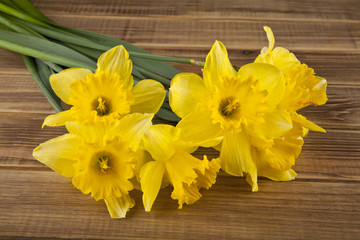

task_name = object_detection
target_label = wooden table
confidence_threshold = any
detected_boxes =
[0,0,359,239]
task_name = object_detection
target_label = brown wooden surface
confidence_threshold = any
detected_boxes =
[0,0,359,239]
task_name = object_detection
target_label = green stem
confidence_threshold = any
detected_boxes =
[129,51,203,65]
[133,65,171,86]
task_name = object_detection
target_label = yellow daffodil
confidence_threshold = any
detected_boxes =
[255,26,328,133]
[170,41,294,191]
[33,113,153,218]
[43,45,165,126]
[247,121,306,189]
[140,124,221,211]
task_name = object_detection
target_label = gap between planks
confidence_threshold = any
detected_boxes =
[46,13,360,24]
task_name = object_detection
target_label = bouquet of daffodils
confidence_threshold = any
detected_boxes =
[0,1,327,218]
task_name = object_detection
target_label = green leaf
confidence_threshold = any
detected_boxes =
[133,65,170,86]
[22,55,62,112]
[12,0,54,24]
[43,61,63,73]
[0,29,96,70]
[0,2,49,27]
[131,65,146,80]
[0,0,24,13]
[0,13,44,37]
[15,19,109,51]
[156,107,181,122]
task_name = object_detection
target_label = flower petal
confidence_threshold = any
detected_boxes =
[143,124,180,161]
[291,112,326,133]
[115,113,154,151]
[220,131,256,180]
[203,41,236,90]
[238,63,284,110]
[96,45,133,90]
[140,161,165,211]
[104,194,135,218]
[195,156,221,189]
[258,168,297,181]
[42,110,73,128]
[176,108,223,148]
[255,27,299,72]
[279,64,328,111]
[169,73,209,118]
[262,26,275,53]
[132,149,153,190]
[254,110,292,139]
[130,80,165,114]
[32,134,80,177]
[50,68,91,104]
[65,121,108,144]
[166,152,202,209]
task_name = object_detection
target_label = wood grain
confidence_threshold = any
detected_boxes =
[32,0,360,21]
[0,0,359,239]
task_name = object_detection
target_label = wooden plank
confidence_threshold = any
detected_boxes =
[31,0,360,21]
[44,15,359,51]
[0,169,359,240]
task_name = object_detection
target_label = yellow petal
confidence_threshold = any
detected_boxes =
[255,27,299,72]
[104,194,135,218]
[140,161,165,211]
[291,112,326,133]
[65,121,108,145]
[245,170,258,192]
[32,134,80,177]
[132,149,153,189]
[42,110,73,128]
[177,108,223,148]
[96,45,133,90]
[258,168,297,181]
[195,156,221,189]
[254,110,292,139]
[271,47,300,72]
[143,124,180,161]
[169,73,209,118]
[238,63,284,110]
[220,131,255,177]
[130,79,165,114]
[203,41,236,90]
[262,26,275,53]
[279,64,328,111]
[166,152,202,209]
[50,68,91,104]
[115,113,154,151]
[311,77,328,105]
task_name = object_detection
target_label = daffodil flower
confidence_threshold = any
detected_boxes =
[43,45,165,126]
[169,41,293,191]
[255,26,328,133]
[33,113,153,218]
[140,124,221,211]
